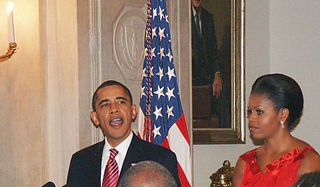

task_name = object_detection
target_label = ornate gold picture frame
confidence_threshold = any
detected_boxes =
[192,0,245,144]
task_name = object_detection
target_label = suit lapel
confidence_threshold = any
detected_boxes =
[90,141,105,187]
[200,9,209,41]
[119,133,143,179]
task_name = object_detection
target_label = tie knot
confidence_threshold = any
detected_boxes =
[109,148,118,159]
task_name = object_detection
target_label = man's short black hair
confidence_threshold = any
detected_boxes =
[92,80,133,111]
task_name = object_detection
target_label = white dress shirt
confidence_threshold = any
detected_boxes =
[100,131,133,186]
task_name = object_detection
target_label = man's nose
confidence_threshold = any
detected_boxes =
[110,103,119,114]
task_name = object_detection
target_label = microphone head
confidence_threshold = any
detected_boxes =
[42,181,55,187]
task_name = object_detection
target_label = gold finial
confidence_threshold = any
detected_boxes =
[210,160,234,187]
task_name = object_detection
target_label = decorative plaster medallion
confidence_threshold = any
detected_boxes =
[113,3,147,81]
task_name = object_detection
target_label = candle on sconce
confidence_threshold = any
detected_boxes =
[6,1,15,43]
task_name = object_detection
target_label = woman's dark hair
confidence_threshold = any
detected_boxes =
[250,73,303,129]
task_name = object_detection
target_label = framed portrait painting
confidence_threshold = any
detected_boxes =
[192,0,245,144]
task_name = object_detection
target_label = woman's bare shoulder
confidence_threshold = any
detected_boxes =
[297,144,320,177]
[291,137,311,150]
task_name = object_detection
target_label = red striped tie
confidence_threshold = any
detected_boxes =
[102,148,119,187]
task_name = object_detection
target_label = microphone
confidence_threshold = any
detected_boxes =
[42,181,56,187]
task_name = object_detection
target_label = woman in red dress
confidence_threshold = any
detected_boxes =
[233,73,320,187]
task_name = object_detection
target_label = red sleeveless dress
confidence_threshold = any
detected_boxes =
[239,146,315,187]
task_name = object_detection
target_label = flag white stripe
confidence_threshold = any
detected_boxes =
[168,123,192,182]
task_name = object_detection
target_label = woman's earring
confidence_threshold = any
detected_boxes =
[281,121,285,128]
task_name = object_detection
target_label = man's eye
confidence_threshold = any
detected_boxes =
[118,100,126,104]
[101,103,109,107]
[256,110,264,115]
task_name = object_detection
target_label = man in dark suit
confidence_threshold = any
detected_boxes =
[192,0,222,117]
[191,0,222,93]
[66,80,181,187]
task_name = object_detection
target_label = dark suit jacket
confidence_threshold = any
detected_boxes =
[66,132,181,187]
[192,7,221,86]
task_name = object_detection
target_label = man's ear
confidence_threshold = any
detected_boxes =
[131,104,138,122]
[279,108,289,124]
[90,111,100,128]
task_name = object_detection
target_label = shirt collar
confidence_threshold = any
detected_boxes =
[103,131,133,160]
[101,131,133,185]
[192,6,201,18]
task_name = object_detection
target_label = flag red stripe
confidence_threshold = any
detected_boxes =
[160,137,170,149]
[175,113,190,144]
[178,162,191,187]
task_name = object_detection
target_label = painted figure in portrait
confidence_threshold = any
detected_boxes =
[191,0,231,129]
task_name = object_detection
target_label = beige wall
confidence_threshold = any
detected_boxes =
[0,0,44,186]
[41,0,79,185]
[1,0,320,186]
[0,0,79,186]
[269,0,320,154]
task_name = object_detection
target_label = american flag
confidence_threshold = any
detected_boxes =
[138,0,192,186]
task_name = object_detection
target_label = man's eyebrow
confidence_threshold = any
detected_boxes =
[116,96,127,101]
[98,99,109,106]
[98,97,128,106]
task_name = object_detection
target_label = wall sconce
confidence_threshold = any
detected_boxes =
[0,1,17,62]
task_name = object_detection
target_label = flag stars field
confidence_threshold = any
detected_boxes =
[166,67,175,81]
[138,0,191,186]
[153,125,161,138]
[166,87,175,101]
[156,67,164,80]
[153,106,163,120]
[166,105,174,119]
[154,85,164,99]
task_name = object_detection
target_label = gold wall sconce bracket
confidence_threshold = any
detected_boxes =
[0,42,17,62]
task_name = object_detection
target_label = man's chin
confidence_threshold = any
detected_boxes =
[108,130,131,141]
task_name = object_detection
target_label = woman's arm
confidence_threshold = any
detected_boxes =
[297,149,320,178]
[232,157,246,187]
